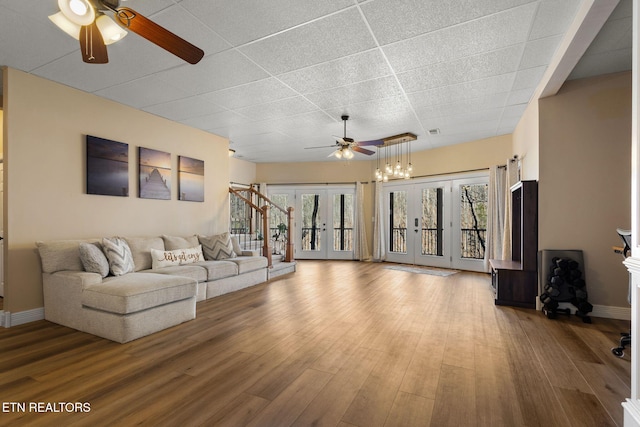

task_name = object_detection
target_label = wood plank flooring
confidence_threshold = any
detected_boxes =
[0,261,631,426]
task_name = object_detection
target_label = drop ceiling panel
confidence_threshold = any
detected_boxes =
[408,73,516,110]
[360,0,537,45]
[235,96,319,121]
[396,45,523,94]
[201,78,298,110]
[181,110,248,131]
[95,75,188,109]
[277,49,392,95]
[143,96,226,121]
[519,36,564,69]
[414,93,510,119]
[180,0,353,46]
[306,76,405,110]
[240,8,377,75]
[383,3,538,73]
[155,50,269,96]
[528,0,582,40]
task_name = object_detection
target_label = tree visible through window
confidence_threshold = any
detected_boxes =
[460,183,488,259]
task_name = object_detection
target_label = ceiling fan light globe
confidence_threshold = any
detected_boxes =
[343,149,354,159]
[49,12,81,40]
[58,0,95,26]
[334,150,343,159]
[96,14,128,45]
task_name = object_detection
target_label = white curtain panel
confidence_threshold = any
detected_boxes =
[354,182,371,261]
[373,181,386,261]
[501,159,520,260]
[485,165,507,269]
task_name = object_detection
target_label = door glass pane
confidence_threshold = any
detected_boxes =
[389,191,407,253]
[301,193,321,251]
[422,187,443,256]
[333,194,354,251]
[269,194,288,253]
[459,183,488,259]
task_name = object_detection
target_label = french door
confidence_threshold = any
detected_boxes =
[268,186,355,260]
[384,174,488,272]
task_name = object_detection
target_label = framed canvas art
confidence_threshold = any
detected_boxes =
[86,135,129,197]
[178,156,204,202]
[139,147,171,200]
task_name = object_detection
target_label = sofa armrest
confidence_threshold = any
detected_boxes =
[42,270,103,327]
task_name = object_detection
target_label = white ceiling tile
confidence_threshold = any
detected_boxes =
[512,66,547,90]
[181,110,248,131]
[383,3,538,73]
[361,0,537,45]
[155,49,269,95]
[277,49,393,94]
[0,6,78,72]
[180,0,353,46]
[235,96,319,121]
[415,93,509,120]
[143,96,226,121]
[95,75,188,109]
[507,88,535,105]
[306,76,404,110]
[397,45,523,94]
[528,0,582,40]
[408,73,516,109]
[519,35,564,69]
[240,8,376,75]
[201,78,298,110]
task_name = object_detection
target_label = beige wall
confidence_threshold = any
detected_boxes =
[539,71,631,308]
[513,100,540,180]
[230,157,257,185]
[4,68,229,313]
[256,135,512,256]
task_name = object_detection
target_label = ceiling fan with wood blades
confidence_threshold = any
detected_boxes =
[305,115,384,159]
[49,0,204,65]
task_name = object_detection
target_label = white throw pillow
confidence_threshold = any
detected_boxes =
[198,233,236,260]
[150,245,205,269]
[102,237,135,276]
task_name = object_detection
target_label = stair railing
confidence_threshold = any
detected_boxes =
[229,185,295,266]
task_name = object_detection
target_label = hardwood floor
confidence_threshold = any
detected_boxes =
[0,261,631,426]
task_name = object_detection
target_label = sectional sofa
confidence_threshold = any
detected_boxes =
[36,234,268,343]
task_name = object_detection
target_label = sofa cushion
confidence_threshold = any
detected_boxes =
[79,242,110,278]
[142,265,208,283]
[193,260,239,280]
[82,272,196,315]
[230,256,268,274]
[199,233,236,260]
[37,239,101,273]
[124,236,165,272]
[102,237,135,276]
[162,235,199,250]
[150,246,205,269]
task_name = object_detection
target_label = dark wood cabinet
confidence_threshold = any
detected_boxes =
[490,180,538,308]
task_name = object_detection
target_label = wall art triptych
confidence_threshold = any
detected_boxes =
[85,135,204,202]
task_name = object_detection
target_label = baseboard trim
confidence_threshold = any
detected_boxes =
[556,302,631,320]
[624,399,640,427]
[1,307,45,328]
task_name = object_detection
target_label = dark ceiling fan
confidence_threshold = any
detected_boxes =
[49,0,204,64]
[306,115,384,159]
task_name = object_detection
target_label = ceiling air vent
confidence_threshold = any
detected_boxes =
[428,128,440,135]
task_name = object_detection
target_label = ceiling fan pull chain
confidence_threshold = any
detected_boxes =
[88,25,95,61]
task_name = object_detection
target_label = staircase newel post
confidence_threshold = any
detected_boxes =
[286,206,294,262]
[262,205,272,268]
